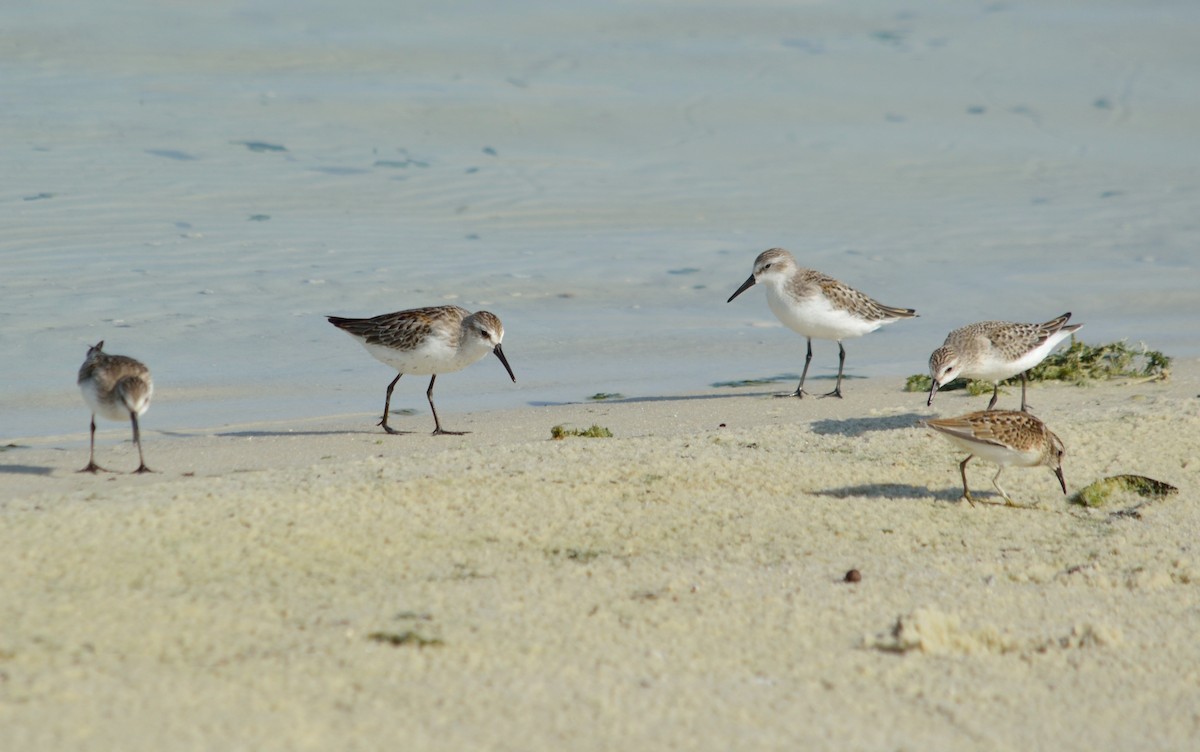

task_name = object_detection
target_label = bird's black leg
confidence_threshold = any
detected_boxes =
[822,342,846,398]
[778,338,814,399]
[959,455,976,506]
[131,412,153,474]
[78,415,110,473]
[378,373,408,434]
[428,375,468,436]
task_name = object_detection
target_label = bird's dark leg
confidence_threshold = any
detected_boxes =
[427,375,468,436]
[778,338,814,398]
[1019,372,1030,412]
[821,342,846,398]
[131,412,153,474]
[986,383,1000,411]
[959,455,976,506]
[378,373,408,434]
[78,415,110,473]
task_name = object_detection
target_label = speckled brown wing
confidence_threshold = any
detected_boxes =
[926,411,1047,452]
[983,313,1074,355]
[808,270,917,321]
[79,353,151,393]
[998,314,1075,355]
[328,305,468,350]
[926,414,1002,447]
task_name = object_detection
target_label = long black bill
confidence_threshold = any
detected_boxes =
[494,344,516,382]
[727,274,756,303]
[1054,465,1067,494]
[927,379,940,407]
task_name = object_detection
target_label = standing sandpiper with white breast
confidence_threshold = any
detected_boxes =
[328,305,515,435]
[927,313,1082,412]
[727,248,916,399]
[924,410,1066,506]
[77,340,154,474]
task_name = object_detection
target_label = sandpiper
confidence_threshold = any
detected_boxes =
[727,247,916,398]
[328,305,515,435]
[928,313,1082,411]
[77,341,154,474]
[924,410,1066,506]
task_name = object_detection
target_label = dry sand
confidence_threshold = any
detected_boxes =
[2,364,1198,750]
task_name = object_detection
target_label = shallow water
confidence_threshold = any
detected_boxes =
[4,0,1199,440]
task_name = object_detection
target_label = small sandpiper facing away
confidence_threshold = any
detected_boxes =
[328,304,515,435]
[924,410,1066,506]
[927,313,1082,411]
[77,341,154,474]
[727,248,916,398]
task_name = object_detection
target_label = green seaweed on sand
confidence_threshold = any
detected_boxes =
[905,374,935,392]
[905,373,974,393]
[551,424,613,439]
[1070,475,1178,508]
[966,380,1000,396]
[368,631,443,648]
[588,393,624,401]
[1023,339,1170,383]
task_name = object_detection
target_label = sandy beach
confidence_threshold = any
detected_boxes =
[3,363,1198,750]
[5,0,1200,747]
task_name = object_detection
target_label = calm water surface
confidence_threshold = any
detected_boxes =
[4,0,1198,439]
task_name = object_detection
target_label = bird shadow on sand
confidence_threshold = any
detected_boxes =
[816,482,963,503]
[810,412,926,437]
[155,427,387,440]
[817,483,1027,507]
[0,464,55,476]
[527,391,782,408]
[526,373,860,407]
[213,429,390,438]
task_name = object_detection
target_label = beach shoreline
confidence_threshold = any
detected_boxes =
[6,0,1200,745]
[3,364,1197,749]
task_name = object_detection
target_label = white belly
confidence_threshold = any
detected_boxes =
[363,338,482,375]
[766,289,882,341]
[943,435,1041,468]
[80,379,152,421]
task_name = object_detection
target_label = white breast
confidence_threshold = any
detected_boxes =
[765,287,882,341]
[363,336,483,375]
[80,379,150,421]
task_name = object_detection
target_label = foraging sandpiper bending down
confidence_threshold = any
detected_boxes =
[328,305,515,435]
[924,410,1066,506]
[727,248,916,398]
[77,341,154,474]
[927,313,1082,412]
